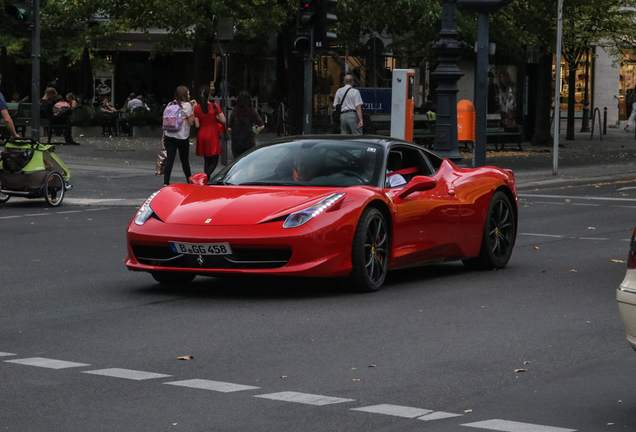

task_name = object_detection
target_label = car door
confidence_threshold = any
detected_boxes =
[386,146,461,267]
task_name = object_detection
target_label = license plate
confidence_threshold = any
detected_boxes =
[170,241,232,255]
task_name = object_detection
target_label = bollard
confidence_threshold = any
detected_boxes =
[603,107,607,135]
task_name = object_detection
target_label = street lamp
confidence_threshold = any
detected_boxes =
[430,0,466,162]
[457,0,513,168]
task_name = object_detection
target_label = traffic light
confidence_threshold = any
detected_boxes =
[314,0,337,50]
[294,0,319,56]
[5,2,32,23]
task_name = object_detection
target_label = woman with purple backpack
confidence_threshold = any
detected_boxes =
[163,86,195,186]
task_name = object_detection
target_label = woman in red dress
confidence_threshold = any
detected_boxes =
[194,87,226,179]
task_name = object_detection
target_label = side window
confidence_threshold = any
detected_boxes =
[385,146,433,187]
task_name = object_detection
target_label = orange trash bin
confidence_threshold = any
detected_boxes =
[457,99,475,142]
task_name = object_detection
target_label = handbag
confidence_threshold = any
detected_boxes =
[155,134,167,176]
[332,87,352,124]
[213,102,227,136]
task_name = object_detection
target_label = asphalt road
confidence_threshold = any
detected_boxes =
[1,175,635,432]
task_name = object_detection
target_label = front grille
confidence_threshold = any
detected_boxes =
[132,245,292,270]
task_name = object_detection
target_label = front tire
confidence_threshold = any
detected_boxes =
[463,191,516,270]
[346,207,390,292]
[151,272,196,285]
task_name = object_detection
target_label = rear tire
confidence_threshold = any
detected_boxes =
[44,171,65,207]
[151,272,196,285]
[345,207,390,292]
[0,191,10,203]
[463,191,516,270]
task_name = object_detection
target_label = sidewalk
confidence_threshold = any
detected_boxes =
[6,125,636,206]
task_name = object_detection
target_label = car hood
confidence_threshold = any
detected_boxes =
[151,185,342,226]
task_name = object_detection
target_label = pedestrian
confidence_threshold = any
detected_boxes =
[128,94,149,112]
[626,100,636,131]
[194,87,226,179]
[65,93,78,108]
[163,85,194,186]
[40,87,79,145]
[333,74,364,135]
[0,74,20,140]
[227,90,264,159]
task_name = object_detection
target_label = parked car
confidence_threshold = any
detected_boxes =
[618,227,636,350]
[126,135,518,292]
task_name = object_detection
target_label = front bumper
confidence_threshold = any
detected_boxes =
[618,269,636,351]
[126,217,357,278]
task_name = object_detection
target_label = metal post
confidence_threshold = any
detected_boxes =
[603,107,607,135]
[30,0,40,142]
[302,32,313,135]
[473,12,489,168]
[553,0,563,176]
[580,47,590,132]
[431,0,465,162]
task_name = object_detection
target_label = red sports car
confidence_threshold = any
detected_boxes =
[126,136,517,292]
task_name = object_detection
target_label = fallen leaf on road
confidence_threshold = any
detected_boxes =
[565,199,571,203]
[177,355,194,360]
[280,376,287,378]
[514,369,527,373]
[623,194,629,197]
[533,246,539,250]
[351,379,361,381]
[464,409,473,413]
[523,361,530,365]
[619,400,623,403]
[369,364,377,367]
[587,227,596,230]
[612,259,625,263]
[570,269,577,272]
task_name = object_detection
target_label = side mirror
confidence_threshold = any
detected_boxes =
[396,176,437,199]
[189,173,208,186]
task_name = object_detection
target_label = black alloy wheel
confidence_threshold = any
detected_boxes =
[347,207,390,292]
[463,191,516,270]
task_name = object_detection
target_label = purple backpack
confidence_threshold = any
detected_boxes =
[162,101,183,132]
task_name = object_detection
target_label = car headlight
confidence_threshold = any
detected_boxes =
[283,193,345,229]
[134,191,160,226]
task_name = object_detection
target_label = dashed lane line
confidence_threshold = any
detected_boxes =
[254,391,355,406]
[351,404,433,418]
[82,368,171,380]
[1,351,576,431]
[419,411,464,421]
[4,357,90,369]
[462,419,576,432]
[164,379,260,393]
[0,207,111,220]
[519,193,636,202]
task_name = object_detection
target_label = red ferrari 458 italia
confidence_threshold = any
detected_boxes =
[126,136,517,292]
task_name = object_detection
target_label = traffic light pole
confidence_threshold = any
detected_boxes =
[302,32,313,135]
[30,0,40,142]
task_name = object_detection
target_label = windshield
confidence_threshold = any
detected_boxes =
[211,140,385,187]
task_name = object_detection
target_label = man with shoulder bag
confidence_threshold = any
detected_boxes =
[333,74,364,135]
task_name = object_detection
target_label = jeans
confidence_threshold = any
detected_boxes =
[163,136,192,185]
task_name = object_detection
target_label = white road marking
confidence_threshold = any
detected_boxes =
[0,352,16,357]
[82,368,171,380]
[418,411,464,421]
[518,233,565,238]
[462,419,576,432]
[4,357,90,369]
[578,237,610,241]
[164,379,260,393]
[351,404,432,418]
[519,193,636,202]
[616,186,636,191]
[254,391,354,406]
